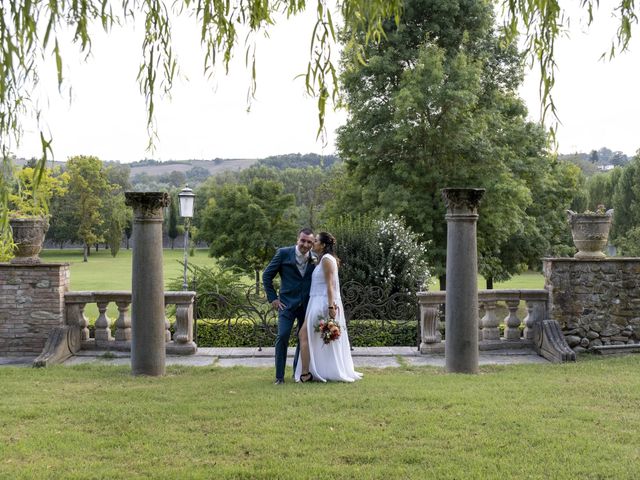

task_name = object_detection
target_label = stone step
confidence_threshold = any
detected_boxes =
[590,344,640,355]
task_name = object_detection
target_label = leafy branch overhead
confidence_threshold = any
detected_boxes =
[501,0,639,133]
[0,0,403,162]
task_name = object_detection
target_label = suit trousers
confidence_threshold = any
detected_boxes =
[274,304,305,380]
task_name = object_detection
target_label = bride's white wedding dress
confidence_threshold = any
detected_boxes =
[295,254,363,383]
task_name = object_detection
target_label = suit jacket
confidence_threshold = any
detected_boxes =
[263,246,315,313]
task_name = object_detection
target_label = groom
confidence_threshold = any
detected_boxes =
[263,228,315,385]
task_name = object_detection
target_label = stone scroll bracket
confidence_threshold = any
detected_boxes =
[533,319,576,363]
[33,325,82,367]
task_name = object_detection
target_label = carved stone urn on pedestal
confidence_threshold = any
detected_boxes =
[567,210,612,259]
[9,216,49,264]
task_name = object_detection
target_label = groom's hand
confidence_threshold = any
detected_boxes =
[271,299,286,311]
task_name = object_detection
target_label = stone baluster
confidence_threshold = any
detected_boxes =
[164,314,172,342]
[480,297,500,341]
[114,299,132,342]
[503,297,522,340]
[165,291,197,354]
[65,292,93,341]
[78,303,90,341]
[94,300,113,345]
[523,298,547,340]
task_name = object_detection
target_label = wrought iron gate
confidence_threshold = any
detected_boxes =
[195,281,419,348]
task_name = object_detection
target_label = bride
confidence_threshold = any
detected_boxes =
[295,231,363,383]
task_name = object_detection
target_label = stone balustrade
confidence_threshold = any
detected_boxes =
[417,289,548,353]
[65,290,197,355]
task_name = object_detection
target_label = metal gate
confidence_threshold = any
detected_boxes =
[195,281,419,348]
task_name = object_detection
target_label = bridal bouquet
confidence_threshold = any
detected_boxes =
[315,314,341,344]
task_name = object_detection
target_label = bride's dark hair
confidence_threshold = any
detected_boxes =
[318,231,340,265]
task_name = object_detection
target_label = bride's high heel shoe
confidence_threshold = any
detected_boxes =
[300,372,313,383]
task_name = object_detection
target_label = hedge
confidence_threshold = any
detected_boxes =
[194,320,420,348]
[87,320,422,348]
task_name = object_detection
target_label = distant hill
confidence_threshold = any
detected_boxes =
[14,154,338,177]
[128,158,261,176]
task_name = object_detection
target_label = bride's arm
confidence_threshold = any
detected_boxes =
[322,257,338,319]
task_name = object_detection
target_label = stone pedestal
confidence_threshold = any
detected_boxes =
[0,263,69,356]
[442,188,484,373]
[543,258,640,352]
[125,192,170,376]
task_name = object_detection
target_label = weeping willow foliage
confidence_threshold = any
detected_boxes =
[501,0,639,133]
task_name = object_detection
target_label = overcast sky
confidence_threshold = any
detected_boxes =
[14,4,640,163]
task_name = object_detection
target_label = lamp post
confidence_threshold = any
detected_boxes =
[178,186,195,291]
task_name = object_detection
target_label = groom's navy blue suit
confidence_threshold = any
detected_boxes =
[263,246,315,381]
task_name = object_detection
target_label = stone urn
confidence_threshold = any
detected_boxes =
[567,210,612,259]
[9,216,49,264]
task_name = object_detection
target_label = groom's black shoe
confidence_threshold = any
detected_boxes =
[274,379,285,385]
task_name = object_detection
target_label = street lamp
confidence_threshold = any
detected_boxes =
[178,185,195,291]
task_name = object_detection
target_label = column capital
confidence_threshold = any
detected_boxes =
[441,188,485,215]
[125,192,170,221]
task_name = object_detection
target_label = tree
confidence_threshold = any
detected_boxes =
[585,169,621,212]
[199,179,298,292]
[105,163,132,191]
[610,151,629,166]
[66,156,111,262]
[8,166,68,216]
[186,166,211,184]
[103,192,127,257]
[47,190,78,248]
[336,0,579,286]
[168,197,179,249]
[611,155,640,246]
[159,171,187,188]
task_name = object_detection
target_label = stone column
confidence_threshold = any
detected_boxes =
[442,188,484,374]
[125,192,170,376]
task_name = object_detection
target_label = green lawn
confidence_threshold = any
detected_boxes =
[1,356,639,479]
[41,248,219,319]
[41,248,218,291]
[485,270,545,290]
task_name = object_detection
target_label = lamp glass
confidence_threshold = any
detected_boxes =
[178,187,195,218]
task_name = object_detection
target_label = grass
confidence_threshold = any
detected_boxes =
[488,270,544,290]
[40,248,220,319]
[40,248,218,291]
[1,356,640,479]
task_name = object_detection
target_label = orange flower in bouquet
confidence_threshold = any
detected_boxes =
[314,314,342,344]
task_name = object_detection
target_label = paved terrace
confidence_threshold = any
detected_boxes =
[0,347,549,368]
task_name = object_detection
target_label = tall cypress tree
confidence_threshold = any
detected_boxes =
[168,197,179,250]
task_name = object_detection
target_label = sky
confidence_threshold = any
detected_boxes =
[14,3,640,163]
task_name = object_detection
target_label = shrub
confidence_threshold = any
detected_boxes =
[167,263,249,319]
[326,214,431,296]
[195,319,418,348]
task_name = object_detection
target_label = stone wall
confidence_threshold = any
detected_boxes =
[0,263,69,356]
[543,258,640,353]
